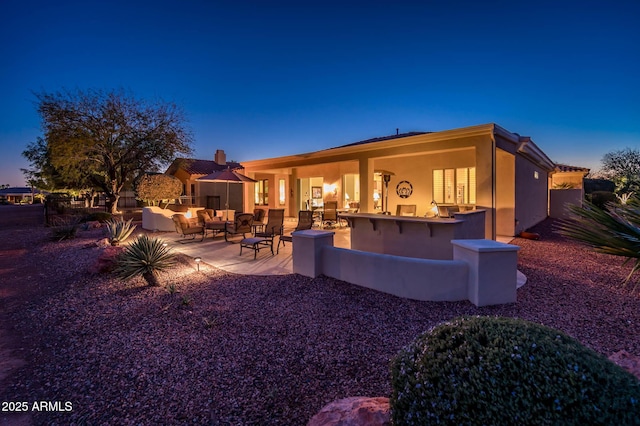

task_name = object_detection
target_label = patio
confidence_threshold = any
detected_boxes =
[160,219,352,275]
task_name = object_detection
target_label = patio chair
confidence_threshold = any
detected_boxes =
[251,208,284,255]
[252,208,266,233]
[396,204,417,217]
[172,214,205,243]
[322,201,339,228]
[196,209,215,226]
[278,210,313,253]
[224,213,254,242]
[437,205,460,218]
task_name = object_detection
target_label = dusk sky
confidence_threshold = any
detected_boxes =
[1,0,638,187]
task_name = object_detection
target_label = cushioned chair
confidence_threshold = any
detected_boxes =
[253,208,266,233]
[322,201,339,228]
[278,210,313,253]
[172,214,205,242]
[196,208,227,238]
[224,213,254,242]
[196,209,216,226]
[396,204,417,217]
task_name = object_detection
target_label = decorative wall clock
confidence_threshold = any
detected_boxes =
[396,180,413,198]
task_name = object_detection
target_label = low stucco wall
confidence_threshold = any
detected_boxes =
[321,247,469,302]
[549,189,583,220]
[292,230,520,307]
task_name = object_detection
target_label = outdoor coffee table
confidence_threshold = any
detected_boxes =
[205,221,227,238]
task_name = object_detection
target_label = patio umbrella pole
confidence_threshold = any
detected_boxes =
[225,180,230,221]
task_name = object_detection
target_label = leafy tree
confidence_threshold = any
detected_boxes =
[558,199,640,290]
[600,147,640,194]
[23,88,193,214]
[136,173,183,206]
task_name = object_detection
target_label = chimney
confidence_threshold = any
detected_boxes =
[214,149,226,165]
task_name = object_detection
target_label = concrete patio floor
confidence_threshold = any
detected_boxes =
[161,221,351,275]
[159,219,524,287]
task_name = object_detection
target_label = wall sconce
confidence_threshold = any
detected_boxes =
[195,257,202,271]
[323,183,337,197]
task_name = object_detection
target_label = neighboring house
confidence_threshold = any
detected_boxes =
[549,164,590,220]
[239,123,586,239]
[165,150,245,211]
[551,164,590,190]
[0,187,47,204]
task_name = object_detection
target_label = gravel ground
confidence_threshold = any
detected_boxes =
[1,211,639,425]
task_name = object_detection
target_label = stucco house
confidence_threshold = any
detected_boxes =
[236,123,586,239]
[165,123,587,239]
[165,150,244,211]
[0,187,47,204]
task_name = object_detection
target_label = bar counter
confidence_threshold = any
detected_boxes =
[339,210,486,260]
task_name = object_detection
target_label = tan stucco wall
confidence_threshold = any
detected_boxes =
[551,171,585,189]
[496,148,516,237]
[371,148,475,217]
[515,155,549,234]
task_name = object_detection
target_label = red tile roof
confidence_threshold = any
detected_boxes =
[166,158,242,176]
[554,163,590,173]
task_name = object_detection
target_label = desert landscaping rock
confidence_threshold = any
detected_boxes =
[0,209,639,425]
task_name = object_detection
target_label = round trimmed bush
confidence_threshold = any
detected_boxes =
[390,316,640,425]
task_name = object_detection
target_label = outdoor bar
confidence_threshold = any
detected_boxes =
[339,209,486,260]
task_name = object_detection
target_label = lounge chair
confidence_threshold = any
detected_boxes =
[172,214,205,242]
[278,210,313,253]
[224,213,254,242]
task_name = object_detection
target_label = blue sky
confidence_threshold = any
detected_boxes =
[1,0,638,186]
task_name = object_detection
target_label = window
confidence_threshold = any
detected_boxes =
[278,179,285,205]
[433,167,475,204]
[255,179,268,205]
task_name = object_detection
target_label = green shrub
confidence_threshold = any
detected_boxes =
[114,235,175,286]
[104,217,136,246]
[588,191,618,209]
[390,316,640,425]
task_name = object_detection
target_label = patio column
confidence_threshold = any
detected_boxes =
[292,229,335,278]
[358,157,373,213]
[452,239,520,307]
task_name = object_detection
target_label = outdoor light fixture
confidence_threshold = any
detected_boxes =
[195,257,202,271]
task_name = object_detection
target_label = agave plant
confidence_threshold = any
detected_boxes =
[105,217,137,246]
[114,235,175,286]
[617,191,635,205]
[557,199,640,289]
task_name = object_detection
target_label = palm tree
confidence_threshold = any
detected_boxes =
[557,198,640,290]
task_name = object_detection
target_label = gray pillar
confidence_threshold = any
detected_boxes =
[452,239,520,307]
[292,230,335,278]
